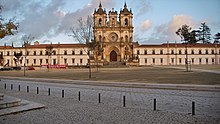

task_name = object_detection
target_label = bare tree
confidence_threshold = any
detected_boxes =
[22,34,34,76]
[45,44,54,72]
[0,5,18,66]
[13,51,22,68]
[0,5,18,39]
[69,16,96,79]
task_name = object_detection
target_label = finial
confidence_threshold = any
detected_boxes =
[99,1,102,8]
[124,2,127,8]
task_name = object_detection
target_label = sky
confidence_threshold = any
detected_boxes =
[0,0,220,46]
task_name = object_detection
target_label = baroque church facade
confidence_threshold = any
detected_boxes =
[93,3,134,62]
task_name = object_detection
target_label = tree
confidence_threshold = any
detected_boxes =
[45,44,54,72]
[13,52,23,67]
[22,34,34,76]
[176,24,197,72]
[214,32,220,44]
[0,5,18,39]
[69,16,97,79]
[0,5,18,66]
[198,22,211,44]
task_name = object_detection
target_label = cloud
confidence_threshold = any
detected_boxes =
[139,20,152,32]
[149,14,197,43]
[133,0,151,17]
[0,0,115,46]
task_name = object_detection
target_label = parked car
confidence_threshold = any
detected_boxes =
[12,67,21,70]
[0,67,13,71]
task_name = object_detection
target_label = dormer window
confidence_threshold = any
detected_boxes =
[125,18,128,26]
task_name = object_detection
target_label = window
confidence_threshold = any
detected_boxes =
[45,51,48,55]
[179,50,182,54]
[179,58,182,64]
[206,58,208,64]
[64,50,67,55]
[14,51,16,55]
[33,51,36,55]
[191,58,194,64]
[125,18,128,26]
[199,58,202,63]
[171,58,174,63]
[199,50,202,54]
[125,35,128,42]
[20,60,22,64]
[212,58,215,63]
[152,58,155,64]
[64,58,67,64]
[40,59,42,65]
[0,51,3,55]
[137,50,140,55]
[205,49,208,54]
[27,51,30,56]
[145,58,147,63]
[144,50,147,55]
[211,49,215,54]
[53,50,56,55]
[152,50,155,54]
[53,59,56,65]
[160,50,163,54]
[191,50,194,54]
[80,59,83,64]
[171,50,174,54]
[80,50,83,55]
[99,18,102,26]
[40,51,43,55]
[46,59,48,64]
[185,50,187,54]
[160,58,163,63]
[33,59,36,64]
[72,50,75,55]
[72,58,75,64]
[26,59,29,64]
[7,51,10,56]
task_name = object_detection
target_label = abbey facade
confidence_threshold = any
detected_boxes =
[93,3,133,62]
[0,3,220,68]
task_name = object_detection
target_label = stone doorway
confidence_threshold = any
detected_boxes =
[110,50,117,61]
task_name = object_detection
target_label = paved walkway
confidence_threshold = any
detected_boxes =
[0,79,220,121]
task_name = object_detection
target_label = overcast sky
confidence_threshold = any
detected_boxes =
[0,0,220,46]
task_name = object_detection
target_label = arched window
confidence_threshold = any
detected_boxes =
[125,35,128,42]
[99,35,102,42]
[125,18,128,26]
[98,18,102,26]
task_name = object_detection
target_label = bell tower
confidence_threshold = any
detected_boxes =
[93,2,134,63]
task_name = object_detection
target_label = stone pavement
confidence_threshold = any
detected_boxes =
[0,78,219,123]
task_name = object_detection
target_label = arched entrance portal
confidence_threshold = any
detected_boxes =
[110,50,117,61]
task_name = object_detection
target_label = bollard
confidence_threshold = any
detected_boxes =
[78,91,80,101]
[27,86,29,92]
[123,96,126,107]
[48,88,50,96]
[98,93,101,103]
[62,90,64,98]
[37,87,39,94]
[192,101,195,115]
[11,84,13,90]
[18,85,20,91]
[4,83,6,89]
[154,99,156,111]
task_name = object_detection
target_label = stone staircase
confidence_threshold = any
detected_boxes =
[0,93,45,116]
